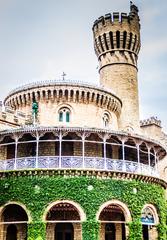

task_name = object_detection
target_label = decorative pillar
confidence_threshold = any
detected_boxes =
[122,141,125,161]
[155,152,159,173]
[136,144,140,173]
[14,138,18,170]
[59,131,62,168]
[103,138,106,170]
[122,140,126,172]
[82,133,85,168]
[148,147,151,175]
[36,132,39,168]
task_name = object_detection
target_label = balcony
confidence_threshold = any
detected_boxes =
[0,127,165,179]
[0,156,159,177]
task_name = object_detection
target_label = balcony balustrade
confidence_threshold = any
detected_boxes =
[0,156,159,177]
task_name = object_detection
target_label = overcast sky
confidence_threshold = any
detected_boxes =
[0,0,166,131]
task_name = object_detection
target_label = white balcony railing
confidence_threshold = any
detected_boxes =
[0,156,159,177]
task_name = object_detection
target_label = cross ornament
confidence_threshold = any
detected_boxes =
[62,72,66,80]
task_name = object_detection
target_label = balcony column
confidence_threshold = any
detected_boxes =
[137,144,140,163]
[154,151,158,172]
[82,133,85,168]
[14,137,18,170]
[136,144,140,173]
[148,147,151,174]
[35,132,39,168]
[122,139,126,171]
[59,131,62,168]
[103,137,106,170]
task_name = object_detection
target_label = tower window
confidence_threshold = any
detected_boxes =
[59,108,71,123]
[103,113,110,128]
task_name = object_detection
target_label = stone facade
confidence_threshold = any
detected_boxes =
[0,3,166,240]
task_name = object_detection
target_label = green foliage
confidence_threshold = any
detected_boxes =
[27,222,45,240]
[128,221,142,240]
[0,172,166,240]
[82,221,99,240]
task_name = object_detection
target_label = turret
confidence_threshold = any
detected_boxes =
[93,3,141,131]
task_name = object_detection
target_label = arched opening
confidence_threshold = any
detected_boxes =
[116,31,120,48]
[45,201,83,240]
[99,203,127,240]
[62,135,74,156]
[17,134,36,158]
[84,133,104,169]
[0,136,15,161]
[141,205,158,240]
[39,132,59,156]
[0,204,28,240]
[139,142,149,165]
[106,137,122,161]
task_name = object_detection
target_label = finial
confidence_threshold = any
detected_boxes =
[62,72,66,81]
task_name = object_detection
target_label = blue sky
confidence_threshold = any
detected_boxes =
[0,0,166,131]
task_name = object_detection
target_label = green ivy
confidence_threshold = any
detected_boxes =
[82,221,99,240]
[27,222,46,240]
[0,172,166,240]
[128,221,142,240]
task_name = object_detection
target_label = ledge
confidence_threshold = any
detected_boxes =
[0,169,166,189]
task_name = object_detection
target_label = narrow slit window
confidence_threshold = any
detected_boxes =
[59,112,63,122]
[66,112,70,122]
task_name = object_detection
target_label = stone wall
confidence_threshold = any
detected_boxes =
[100,64,139,132]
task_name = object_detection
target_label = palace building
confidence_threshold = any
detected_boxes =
[0,3,167,240]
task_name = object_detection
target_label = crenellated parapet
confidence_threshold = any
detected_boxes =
[140,117,162,128]
[140,117,163,141]
[0,101,26,129]
[4,80,122,116]
[92,3,140,69]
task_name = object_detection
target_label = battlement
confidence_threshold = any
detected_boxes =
[93,11,139,30]
[92,3,140,32]
[0,101,26,129]
[92,3,141,68]
[140,117,162,128]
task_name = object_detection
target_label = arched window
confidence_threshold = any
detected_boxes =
[141,206,158,240]
[59,108,71,123]
[141,207,155,225]
[103,113,110,128]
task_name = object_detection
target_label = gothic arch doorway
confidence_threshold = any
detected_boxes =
[45,201,84,240]
[55,223,74,240]
[0,203,29,240]
[97,201,131,240]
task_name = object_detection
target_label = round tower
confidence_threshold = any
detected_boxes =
[93,3,141,131]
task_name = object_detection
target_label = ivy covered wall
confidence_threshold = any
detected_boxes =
[0,172,166,240]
